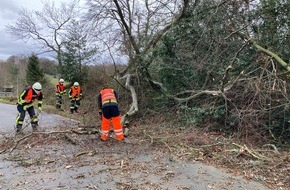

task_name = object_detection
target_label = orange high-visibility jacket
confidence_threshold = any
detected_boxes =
[17,86,43,107]
[98,88,118,108]
[101,89,117,103]
[55,82,65,93]
[69,86,82,98]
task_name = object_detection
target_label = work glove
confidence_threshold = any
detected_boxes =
[23,106,27,111]
[38,107,42,112]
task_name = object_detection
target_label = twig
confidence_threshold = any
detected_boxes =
[144,133,172,152]
[74,150,96,157]
[0,149,6,154]
[198,142,224,148]
[33,130,73,135]
[72,128,99,135]
[9,130,74,153]
[10,133,34,153]
[261,144,279,153]
[8,127,113,153]
[232,143,270,161]
[161,141,172,153]
[147,134,154,144]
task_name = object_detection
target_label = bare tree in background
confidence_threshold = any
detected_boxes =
[0,56,28,96]
[84,0,191,122]
[6,0,79,69]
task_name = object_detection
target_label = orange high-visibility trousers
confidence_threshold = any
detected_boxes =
[101,115,124,141]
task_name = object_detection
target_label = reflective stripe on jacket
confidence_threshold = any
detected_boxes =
[101,89,117,103]
[99,88,118,108]
[18,86,43,107]
[69,86,82,98]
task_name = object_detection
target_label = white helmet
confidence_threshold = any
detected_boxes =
[73,82,79,87]
[32,82,42,93]
[59,78,64,83]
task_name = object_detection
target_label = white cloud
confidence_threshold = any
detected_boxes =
[0,0,20,34]
[0,0,71,61]
[0,0,20,12]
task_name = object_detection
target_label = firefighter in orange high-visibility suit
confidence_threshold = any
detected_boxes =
[68,82,82,114]
[98,86,124,141]
[55,78,66,110]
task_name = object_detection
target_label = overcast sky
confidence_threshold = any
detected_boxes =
[0,0,73,61]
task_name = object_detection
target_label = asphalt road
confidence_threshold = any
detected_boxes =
[0,103,75,134]
[0,103,18,132]
[0,103,270,190]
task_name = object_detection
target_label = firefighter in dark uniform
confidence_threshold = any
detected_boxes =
[15,82,43,133]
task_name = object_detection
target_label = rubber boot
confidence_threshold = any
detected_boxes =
[16,124,22,134]
[31,123,39,132]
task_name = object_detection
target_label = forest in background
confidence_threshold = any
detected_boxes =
[1,0,290,147]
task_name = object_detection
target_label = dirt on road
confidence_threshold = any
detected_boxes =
[0,103,274,189]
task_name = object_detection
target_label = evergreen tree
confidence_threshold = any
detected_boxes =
[26,54,45,85]
[61,20,96,84]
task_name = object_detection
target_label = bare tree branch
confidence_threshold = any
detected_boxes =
[232,29,290,71]
[6,1,78,65]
